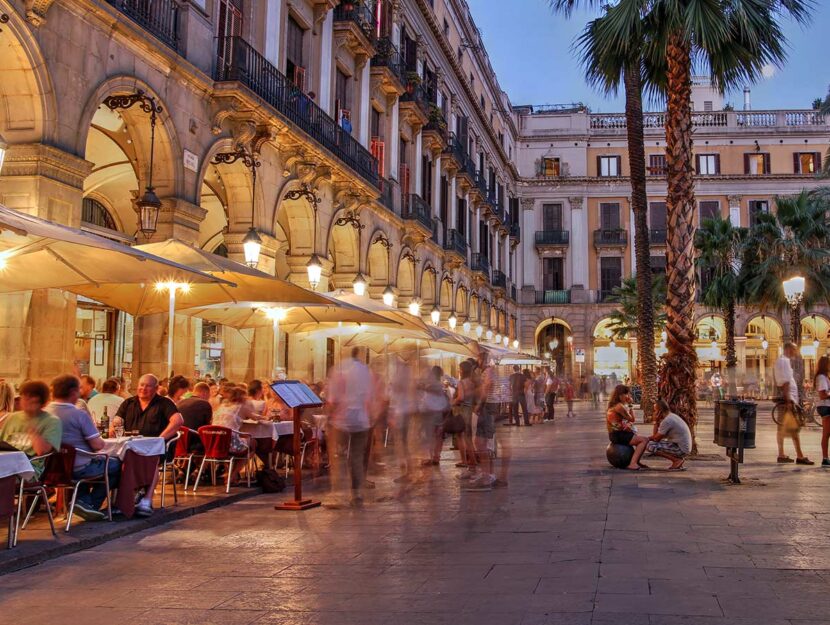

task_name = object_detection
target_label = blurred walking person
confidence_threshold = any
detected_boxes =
[418,366,450,467]
[509,366,530,427]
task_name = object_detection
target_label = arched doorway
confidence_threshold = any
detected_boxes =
[745,315,784,398]
[536,318,573,376]
[592,317,630,379]
[694,315,726,374]
[801,314,830,380]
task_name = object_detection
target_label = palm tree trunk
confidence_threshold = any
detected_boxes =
[790,304,802,344]
[659,32,699,449]
[724,298,737,397]
[624,63,656,422]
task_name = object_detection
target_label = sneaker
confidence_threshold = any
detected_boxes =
[463,474,495,491]
[73,502,106,522]
[796,457,815,466]
[457,469,477,481]
[777,456,795,463]
[134,501,153,518]
[822,459,830,468]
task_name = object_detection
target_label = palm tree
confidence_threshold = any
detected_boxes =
[553,0,813,434]
[552,1,660,420]
[740,190,830,344]
[607,274,667,340]
[820,87,830,177]
[694,216,746,396]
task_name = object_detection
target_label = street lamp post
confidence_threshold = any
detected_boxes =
[212,147,263,268]
[284,184,323,289]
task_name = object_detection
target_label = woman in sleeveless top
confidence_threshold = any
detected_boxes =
[606,384,649,470]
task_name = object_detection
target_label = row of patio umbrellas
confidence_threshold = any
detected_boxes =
[0,205,511,377]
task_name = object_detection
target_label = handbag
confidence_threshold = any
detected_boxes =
[442,408,466,434]
[782,406,801,434]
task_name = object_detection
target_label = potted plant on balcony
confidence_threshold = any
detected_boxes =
[405,71,421,94]
[427,106,447,130]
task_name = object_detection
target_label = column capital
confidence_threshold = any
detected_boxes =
[727,194,743,206]
[149,198,208,244]
[569,196,584,210]
[520,197,535,211]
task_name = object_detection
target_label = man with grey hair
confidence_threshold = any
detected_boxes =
[115,374,183,516]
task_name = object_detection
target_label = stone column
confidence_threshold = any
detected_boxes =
[317,11,334,113]
[728,194,742,227]
[414,131,423,198]
[432,155,442,219]
[449,174,457,231]
[262,0,284,67]
[569,196,589,289]
[521,197,535,286]
[389,97,400,179]
[358,60,371,147]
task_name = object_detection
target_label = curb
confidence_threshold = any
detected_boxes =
[0,488,262,576]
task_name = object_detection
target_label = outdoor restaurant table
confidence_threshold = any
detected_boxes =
[0,452,35,523]
[100,436,166,460]
[240,420,294,441]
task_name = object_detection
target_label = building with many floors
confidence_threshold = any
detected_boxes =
[0,0,827,390]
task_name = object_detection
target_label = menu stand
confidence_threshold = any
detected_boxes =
[270,381,323,511]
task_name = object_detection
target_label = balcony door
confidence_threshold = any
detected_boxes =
[286,15,306,90]
[600,203,621,231]
[649,202,666,230]
[216,0,243,71]
[600,257,622,300]
[542,203,563,231]
[543,258,564,291]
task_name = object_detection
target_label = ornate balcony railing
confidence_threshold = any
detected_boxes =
[589,109,827,131]
[377,176,396,215]
[535,290,571,305]
[401,82,433,117]
[598,290,618,303]
[402,193,433,230]
[215,36,378,186]
[333,2,377,45]
[650,228,667,245]
[492,270,507,289]
[593,229,628,246]
[107,0,179,50]
[444,229,467,256]
[473,171,488,197]
[509,222,521,240]
[371,37,406,86]
[470,253,490,277]
[534,230,570,246]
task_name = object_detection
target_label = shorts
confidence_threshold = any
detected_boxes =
[476,402,497,439]
[457,405,473,435]
[609,430,634,446]
[818,406,830,419]
[647,440,687,458]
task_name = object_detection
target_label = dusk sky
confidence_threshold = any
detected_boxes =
[467,0,830,112]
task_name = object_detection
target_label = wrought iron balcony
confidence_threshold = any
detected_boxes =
[333,2,378,45]
[371,37,406,86]
[423,112,449,145]
[402,193,433,230]
[535,290,571,305]
[534,230,570,246]
[473,171,488,197]
[593,229,628,247]
[444,229,467,257]
[215,36,378,187]
[650,228,667,245]
[107,0,179,50]
[470,253,490,278]
[377,177,397,215]
[401,82,432,117]
[598,290,618,303]
[509,222,521,241]
[492,270,507,289]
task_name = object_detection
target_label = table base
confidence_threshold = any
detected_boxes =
[274,498,321,511]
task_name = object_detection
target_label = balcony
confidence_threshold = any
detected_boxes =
[492,270,507,289]
[534,230,570,248]
[377,177,397,215]
[534,290,571,305]
[588,109,828,135]
[650,228,667,245]
[444,228,467,258]
[402,193,433,231]
[593,229,628,248]
[422,110,449,150]
[333,2,377,56]
[400,82,432,126]
[215,36,378,187]
[471,171,488,200]
[470,253,490,279]
[443,133,477,184]
[371,37,406,94]
[107,0,179,50]
[509,222,521,242]
[598,290,618,303]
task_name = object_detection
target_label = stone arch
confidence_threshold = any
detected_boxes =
[0,10,57,145]
[327,210,361,288]
[396,249,417,298]
[420,266,437,306]
[455,285,469,318]
[741,312,785,337]
[78,76,184,201]
[275,179,318,256]
[469,293,480,322]
[439,275,453,310]
[367,231,391,287]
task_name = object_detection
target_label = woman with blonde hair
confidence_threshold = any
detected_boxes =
[606,384,649,470]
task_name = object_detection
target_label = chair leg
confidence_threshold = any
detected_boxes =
[193,457,208,493]
[160,461,167,509]
[226,459,234,493]
[246,455,252,488]
[65,485,80,532]
[21,495,39,530]
[38,488,56,537]
[171,464,178,504]
[184,457,193,492]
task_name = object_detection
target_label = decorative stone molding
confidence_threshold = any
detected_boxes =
[569,196,584,210]
[2,143,93,189]
[727,194,743,206]
[24,0,55,26]
[520,197,535,211]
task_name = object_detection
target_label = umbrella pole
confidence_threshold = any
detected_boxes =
[167,288,176,378]
[273,317,280,379]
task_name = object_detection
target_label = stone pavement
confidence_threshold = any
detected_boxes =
[2,400,830,625]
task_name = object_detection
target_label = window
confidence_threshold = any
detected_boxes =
[744,153,770,175]
[543,258,564,291]
[457,197,467,235]
[650,255,667,276]
[703,101,713,112]
[286,15,305,88]
[600,203,621,230]
[648,154,667,176]
[598,155,621,177]
[335,68,350,127]
[542,203,563,231]
[480,94,485,108]
[600,257,623,300]
[794,152,822,174]
[695,154,720,176]
[81,197,117,230]
[748,200,769,227]
[541,157,561,177]
[649,202,667,230]
[699,201,721,222]
[457,47,463,62]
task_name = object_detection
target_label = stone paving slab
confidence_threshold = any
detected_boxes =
[2,400,830,624]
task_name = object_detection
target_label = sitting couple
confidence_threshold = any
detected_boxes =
[606,385,691,471]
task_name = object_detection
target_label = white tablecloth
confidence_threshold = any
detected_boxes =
[101,436,166,460]
[0,451,35,481]
[240,420,294,441]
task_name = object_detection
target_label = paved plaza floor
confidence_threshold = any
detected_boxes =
[2,400,829,625]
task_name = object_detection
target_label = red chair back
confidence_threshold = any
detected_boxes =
[175,429,191,458]
[40,445,76,487]
[198,425,232,460]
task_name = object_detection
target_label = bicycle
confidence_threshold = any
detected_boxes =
[771,393,821,427]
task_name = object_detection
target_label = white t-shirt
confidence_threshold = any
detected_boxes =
[816,374,830,408]
[658,412,692,455]
[773,355,798,403]
[86,393,125,422]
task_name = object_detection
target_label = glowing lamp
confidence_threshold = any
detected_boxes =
[242,227,263,269]
[430,306,440,325]
[382,286,395,307]
[783,275,806,307]
[352,273,367,296]
[448,313,457,330]
[306,254,323,290]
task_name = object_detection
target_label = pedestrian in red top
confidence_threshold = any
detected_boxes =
[564,379,575,418]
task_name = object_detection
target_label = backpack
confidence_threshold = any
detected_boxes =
[256,469,286,493]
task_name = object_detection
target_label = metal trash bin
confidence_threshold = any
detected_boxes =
[713,400,757,483]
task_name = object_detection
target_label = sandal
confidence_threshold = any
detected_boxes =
[637,462,650,469]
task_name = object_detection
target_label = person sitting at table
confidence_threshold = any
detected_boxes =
[212,386,255,485]
[0,380,62,479]
[167,375,191,404]
[47,374,120,520]
[114,374,183,517]
[87,377,125,424]
[177,382,212,456]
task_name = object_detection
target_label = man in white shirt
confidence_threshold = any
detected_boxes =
[86,378,125,423]
[647,400,692,470]
[773,342,813,465]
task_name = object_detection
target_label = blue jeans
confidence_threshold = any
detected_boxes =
[72,457,121,510]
